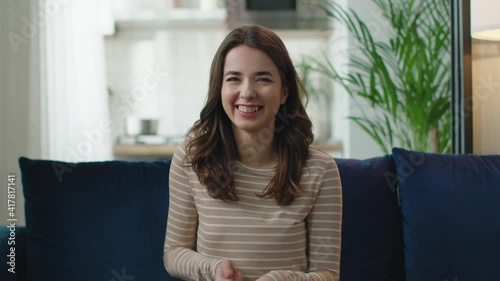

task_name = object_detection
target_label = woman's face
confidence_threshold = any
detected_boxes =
[221,45,288,140]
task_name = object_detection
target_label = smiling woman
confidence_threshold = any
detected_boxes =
[163,25,342,281]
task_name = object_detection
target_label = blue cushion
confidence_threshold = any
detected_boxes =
[336,156,405,281]
[392,148,500,281]
[19,157,181,281]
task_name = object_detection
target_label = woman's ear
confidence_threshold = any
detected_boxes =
[280,88,288,105]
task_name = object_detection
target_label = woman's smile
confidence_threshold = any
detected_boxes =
[236,105,263,118]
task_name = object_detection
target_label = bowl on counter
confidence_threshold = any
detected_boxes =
[125,117,159,136]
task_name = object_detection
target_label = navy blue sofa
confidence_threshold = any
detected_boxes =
[1,148,499,281]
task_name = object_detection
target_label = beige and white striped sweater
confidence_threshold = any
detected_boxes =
[163,142,342,281]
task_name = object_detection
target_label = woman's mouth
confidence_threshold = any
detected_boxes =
[237,105,262,113]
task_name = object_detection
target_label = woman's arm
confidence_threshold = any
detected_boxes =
[261,158,343,281]
[163,144,223,280]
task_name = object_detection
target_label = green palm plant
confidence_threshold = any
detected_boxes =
[311,0,451,153]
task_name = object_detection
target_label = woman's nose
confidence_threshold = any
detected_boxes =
[240,81,256,100]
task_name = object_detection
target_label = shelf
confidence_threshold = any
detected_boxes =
[113,8,227,29]
[113,142,342,157]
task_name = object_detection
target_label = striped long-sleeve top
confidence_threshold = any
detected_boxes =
[163,142,342,281]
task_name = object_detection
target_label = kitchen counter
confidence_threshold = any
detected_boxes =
[113,142,343,157]
[113,144,178,157]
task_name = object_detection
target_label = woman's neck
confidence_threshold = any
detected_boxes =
[234,131,277,168]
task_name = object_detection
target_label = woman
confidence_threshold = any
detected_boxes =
[164,25,342,281]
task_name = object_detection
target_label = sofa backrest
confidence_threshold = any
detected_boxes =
[336,155,405,281]
[19,157,181,281]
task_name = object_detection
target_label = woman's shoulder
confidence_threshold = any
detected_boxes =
[172,136,192,162]
[306,147,339,170]
[307,147,335,162]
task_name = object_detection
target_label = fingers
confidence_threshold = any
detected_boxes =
[233,271,244,281]
[220,271,242,281]
[216,259,243,281]
[222,270,235,279]
[219,259,235,278]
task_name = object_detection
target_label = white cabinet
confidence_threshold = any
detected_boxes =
[105,25,227,142]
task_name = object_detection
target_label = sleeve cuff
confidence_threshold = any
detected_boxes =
[209,259,224,281]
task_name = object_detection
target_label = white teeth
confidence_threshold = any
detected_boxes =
[238,105,259,113]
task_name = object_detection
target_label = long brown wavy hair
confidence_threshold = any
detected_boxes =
[185,25,313,206]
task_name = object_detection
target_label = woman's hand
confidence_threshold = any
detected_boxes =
[215,259,243,281]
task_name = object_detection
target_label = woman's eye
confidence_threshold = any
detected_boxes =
[226,77,239,82]
[257,77,272,82]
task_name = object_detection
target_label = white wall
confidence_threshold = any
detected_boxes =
[329,0,384,158]
[105,24,227,141]
[276,30,333,144]
[0,0,45,226]
[472,39,500,154]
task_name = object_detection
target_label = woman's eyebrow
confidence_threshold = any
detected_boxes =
[224,70,273,76]
[255,71,273,76]
[224,70,241,76]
